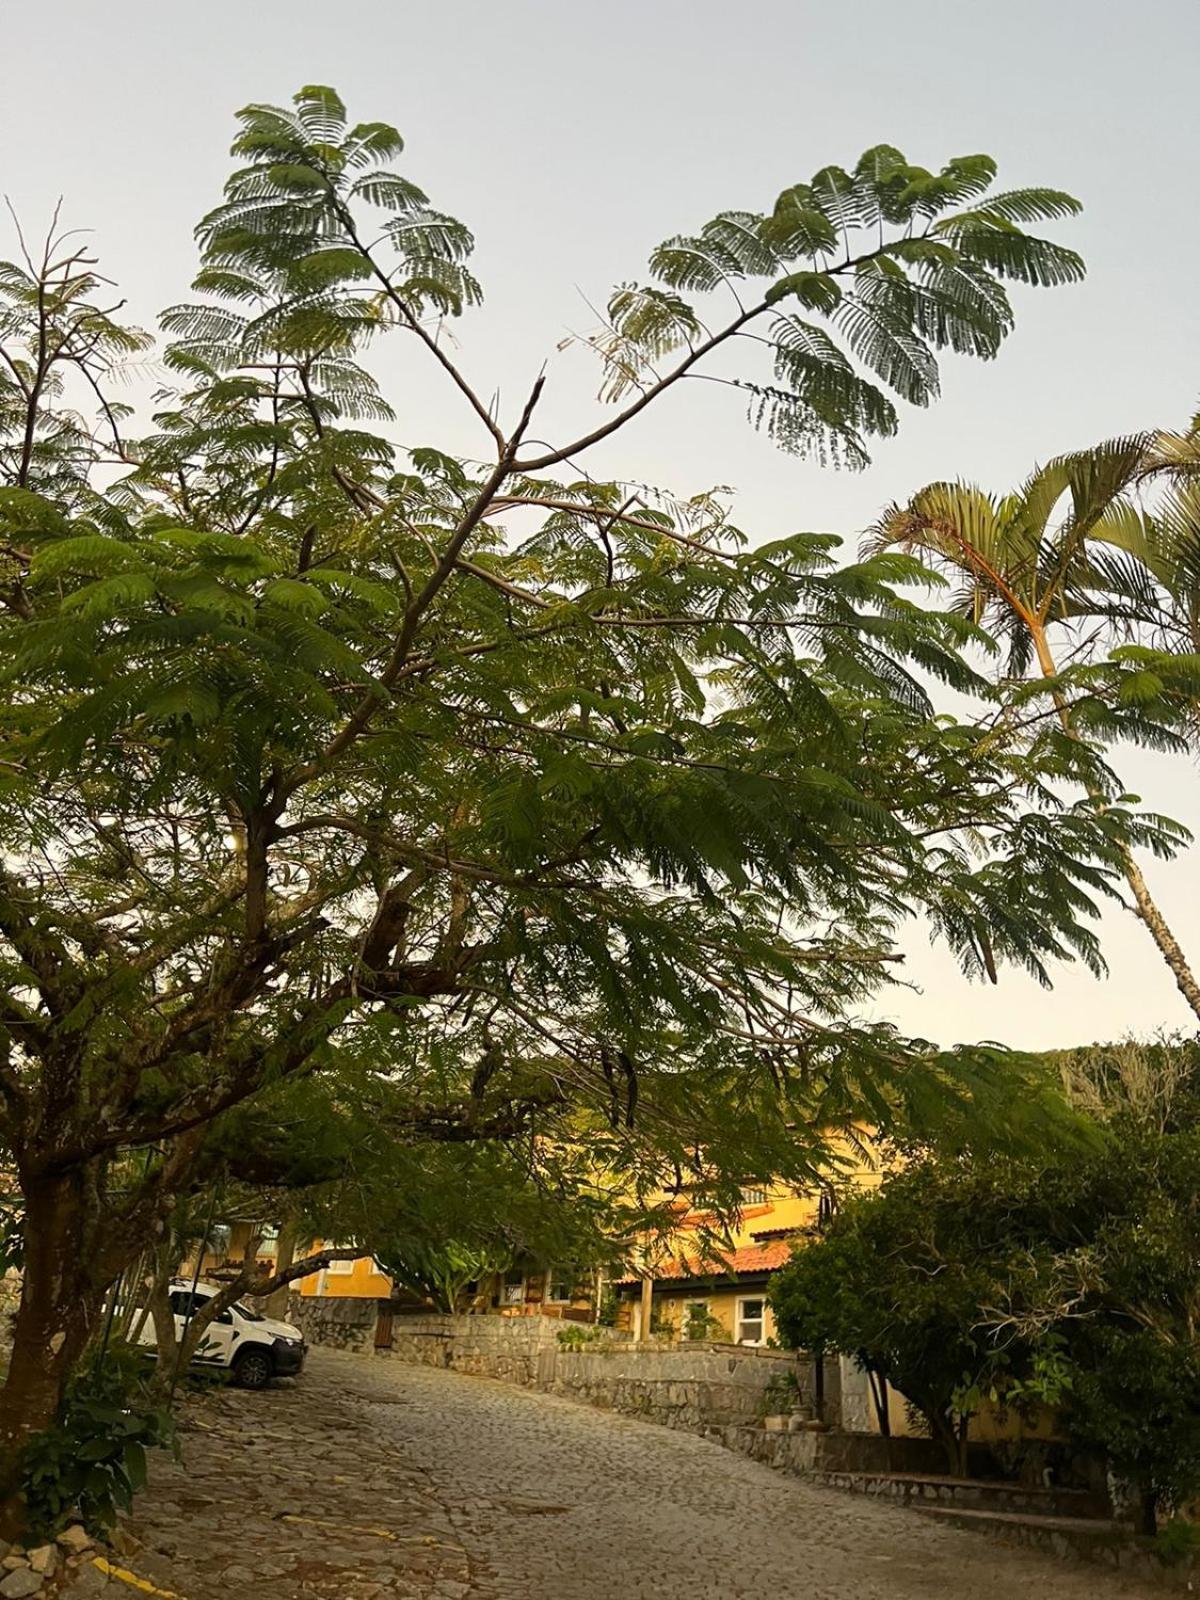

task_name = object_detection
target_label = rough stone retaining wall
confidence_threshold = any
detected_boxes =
[549,1340,835,1432]
[287,1293,378,1352]
[382,1310,563,1386]
[350,1309,838,1434]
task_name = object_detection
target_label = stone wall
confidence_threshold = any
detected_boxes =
[367,1311,837,1434]
[287,1293,378,1353]
[380,1311,564,1386]
[550,1340,835,1432]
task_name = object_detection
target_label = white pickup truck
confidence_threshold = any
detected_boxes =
[136,1278,307,1389]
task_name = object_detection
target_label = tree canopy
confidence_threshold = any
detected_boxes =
[770,1062,1200,1526]
[0,82,1132,1522]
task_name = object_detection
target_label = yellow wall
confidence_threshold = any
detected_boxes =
[296,1252,594,1313]
[647,1286,776,1345]
[297,1245,393,1299]
[649,1141,889,1270]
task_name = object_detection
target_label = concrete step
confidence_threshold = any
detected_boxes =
[810,1469,1107,1520]
[913,1503,1117,1535]
[906,1504,1181,1581]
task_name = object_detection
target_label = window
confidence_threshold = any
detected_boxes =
[168,1288,230,1325]
[736,1296,766,1346]
[741,1187,768,1207]
[545,1268,574,1304]
[257,1224,280,1246]
[326,1242,356,1275]
[501,1270,525,1305]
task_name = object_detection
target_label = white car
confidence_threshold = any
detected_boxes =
[136,1279,306,1389]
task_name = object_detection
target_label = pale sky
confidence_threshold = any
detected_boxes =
[6,0,1199,1049]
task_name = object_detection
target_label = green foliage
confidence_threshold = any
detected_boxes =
[768,1158,1043,1467]
[593,143,1082,469]
[1154,1519,1200,1566]
[596,1285,621,1328]
[772,1100,1200,1508]
[556,1323,601,1349]
[21,1345,175,1535]
[759,1368,805,1415]
[681,1303,726,1343]
[0,83,1144,1515]
[299,1135,627,1315]
[868,434,1200,1017]
[1036,1123,1200,1518]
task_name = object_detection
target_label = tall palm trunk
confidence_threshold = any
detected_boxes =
[1030,627,1200,1022]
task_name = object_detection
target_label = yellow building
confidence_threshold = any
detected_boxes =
[297,1252,392,1300]
[296,1247,595,1321]
[297,1138,887,1336]
[614,1182,824,1345]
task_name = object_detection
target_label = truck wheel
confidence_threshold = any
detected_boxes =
[232,1349,273,1390]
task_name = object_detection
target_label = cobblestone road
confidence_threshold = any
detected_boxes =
[97,1348,1160,1600]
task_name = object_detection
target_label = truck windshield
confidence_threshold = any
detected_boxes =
[233,1301,265,1321]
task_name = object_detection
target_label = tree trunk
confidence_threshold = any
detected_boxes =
[1122,851,1200,1021]
[0,1172,106,1535]
[868,1369,891,1436]
[265,1221,298,1320]
[927,1408,969,1478]
[1137,1488,1158,1537]
[955,1413,971,1478]
[146,1274,179,1376]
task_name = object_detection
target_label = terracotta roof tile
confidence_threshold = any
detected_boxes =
[618,1239,793,1286]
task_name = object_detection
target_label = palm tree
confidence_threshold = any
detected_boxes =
[1083,413,1200,655]
[869,437,1200,1022]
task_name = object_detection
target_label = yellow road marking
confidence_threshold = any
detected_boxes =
[91,1555,181,1598]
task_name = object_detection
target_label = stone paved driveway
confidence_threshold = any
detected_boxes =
[93,1348,1160,1599]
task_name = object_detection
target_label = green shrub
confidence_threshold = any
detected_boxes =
[1155,1519,1200,1566]
[21,1343,176,1535]
[759,1369,804,1415]
[556,1324,600,1349]
[681,1304,726,1342]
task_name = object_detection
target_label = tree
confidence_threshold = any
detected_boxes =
[871,448,1200,1017]
[1047,1032,1200,1134]
[769,1155,1057,1472]
[1075,411,1200,655]
[366,1152,623,1314]
[771,1100,1200,1527]
[0,82,1127,1522]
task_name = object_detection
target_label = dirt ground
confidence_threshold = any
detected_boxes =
[65,1347,1164,1599]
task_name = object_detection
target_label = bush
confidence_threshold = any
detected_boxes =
[556,1324,600,1349]
[681,1304,726,1342]
[759,1369,804,1416]
[1154,1519,1200,1566]
[770,1125,1200,1517]
[21,1343,176,1535]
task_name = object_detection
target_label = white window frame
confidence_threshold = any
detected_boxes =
[735,1294,766,1346]
[501,1270,526,1305]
